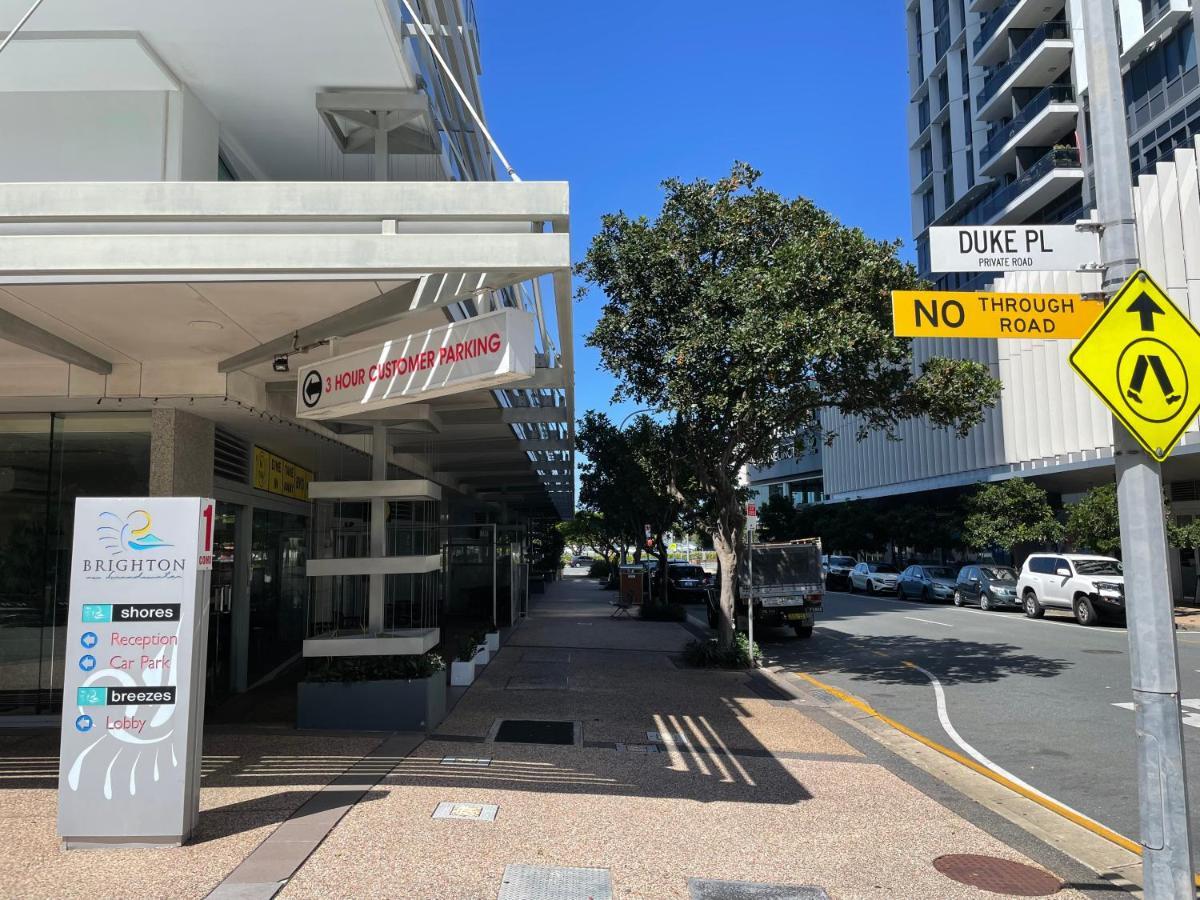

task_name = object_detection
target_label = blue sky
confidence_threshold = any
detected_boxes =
[476,0,915,432]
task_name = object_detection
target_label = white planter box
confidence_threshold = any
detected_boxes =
[450,659,476,686]
[474,645,490,666]
[486,631,500,652]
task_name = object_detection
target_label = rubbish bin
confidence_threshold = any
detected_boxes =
[618,565,645,607]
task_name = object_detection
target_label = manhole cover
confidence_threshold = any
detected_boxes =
[933,854,1062,896]
[498,864,612,900]
[492,719,578,745]
[688,877,830,899]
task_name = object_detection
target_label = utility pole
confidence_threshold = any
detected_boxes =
[1080,1,1194,892]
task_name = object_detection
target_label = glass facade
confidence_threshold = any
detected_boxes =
[248,508,307,686]
[0,413,150,714]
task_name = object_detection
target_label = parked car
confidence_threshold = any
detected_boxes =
[848,562,900,594]
[1017,553,1125,626]
[897,564,958,602]
[570,555,594,567]
[952,564,1020,610]
[822,554,857,590]
[651,562,711,602]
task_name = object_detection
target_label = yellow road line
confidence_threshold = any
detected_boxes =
[792,668,1199,882]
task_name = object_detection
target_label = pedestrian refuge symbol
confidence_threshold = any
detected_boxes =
[1069,269,1200,462]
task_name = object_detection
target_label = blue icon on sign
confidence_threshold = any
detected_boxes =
[80,631,97,649]
[75,715,93,733]
[81,605,112,623]
[79,655,96,672]
[76,686,106,707]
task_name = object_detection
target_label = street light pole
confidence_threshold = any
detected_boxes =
[1081,2,1194,892]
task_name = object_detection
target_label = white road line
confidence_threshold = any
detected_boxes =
[903,616,952,628]
[906,661,1107,828]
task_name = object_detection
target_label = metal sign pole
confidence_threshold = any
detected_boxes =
[747,525,755,668]
[1081,1,1194,891]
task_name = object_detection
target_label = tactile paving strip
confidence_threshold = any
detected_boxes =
[497,864,612,900]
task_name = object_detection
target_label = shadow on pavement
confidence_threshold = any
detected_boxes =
[779,627,1071,687]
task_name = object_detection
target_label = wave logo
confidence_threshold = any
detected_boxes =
[97,510,172,557]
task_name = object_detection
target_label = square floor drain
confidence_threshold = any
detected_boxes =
[498,864,612,900]
[688,878,830,900]
[440,757,492,767]
[491,719,579,746]
[432,801,498,821]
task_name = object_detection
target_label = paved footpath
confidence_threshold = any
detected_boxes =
[0,579,1117,899]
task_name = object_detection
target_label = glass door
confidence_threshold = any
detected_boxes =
[206,502,240,707]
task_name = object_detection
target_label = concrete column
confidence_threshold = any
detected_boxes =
[149,408,214,497]
[369,425,387,633]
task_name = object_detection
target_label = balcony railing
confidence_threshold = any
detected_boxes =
[951,146,1080,226]
[979,84,1076,165]
[977,21,1070,109]
[973,0,1019,56]
[1143,0,1172,29]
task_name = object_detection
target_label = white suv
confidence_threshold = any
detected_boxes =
[1017,553,1125,626]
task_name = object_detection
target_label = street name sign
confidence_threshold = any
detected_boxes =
[1069,269,1200,462]
[296,308,536,420]
[892,289,1102,339]
[930,225,1100,273]
[58,497,214,848]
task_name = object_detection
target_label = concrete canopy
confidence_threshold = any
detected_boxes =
[0,180,574,516]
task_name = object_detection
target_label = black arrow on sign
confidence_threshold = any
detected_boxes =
[1127,291,1165,332]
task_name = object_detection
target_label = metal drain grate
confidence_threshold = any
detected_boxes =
[687,877,830,899]
[647,730,692,746]
[615,743,660,753]
[933,854,1062,896]
[498,864,612,900]
[440,757,491,767]
[492,719,578,745]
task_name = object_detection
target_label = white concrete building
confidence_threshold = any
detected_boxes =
[0,0,573,720]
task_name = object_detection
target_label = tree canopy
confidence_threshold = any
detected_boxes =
[962,477,1062,556]
[578,163,1001,647]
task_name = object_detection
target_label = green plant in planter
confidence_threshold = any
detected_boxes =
[305,652,446,683]
[456,636,479,662]
[682,633,759,669]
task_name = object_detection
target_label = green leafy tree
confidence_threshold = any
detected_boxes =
[578,163,1000,648]
[1065,483,1122,556]
[576,411,695,602]
[557,510,612,561]
[963,478,1062,560]
[757,494,800,542]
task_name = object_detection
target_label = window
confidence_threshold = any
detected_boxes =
[1052,557,1072,575]
[768,484,783,499]
[922,189,936,227]
[1028,556,1052,574]
[217,155,238,181]
[921,141,933,178]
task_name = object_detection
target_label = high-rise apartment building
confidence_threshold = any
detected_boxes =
[782,2,1200,596]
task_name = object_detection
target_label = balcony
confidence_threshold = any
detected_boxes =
[979,84,1079,176]
[950,146,1082,226]
[977,21,1073,120]
[973,0,1067,66]
[970,0,1008,13]
[1121,0,1190,66]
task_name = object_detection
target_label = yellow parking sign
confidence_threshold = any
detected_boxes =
[1069,269,1200,462]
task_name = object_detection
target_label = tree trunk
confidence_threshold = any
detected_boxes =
[712,525,738,651]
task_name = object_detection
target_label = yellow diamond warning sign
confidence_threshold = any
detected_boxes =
[1069,269,1200,462]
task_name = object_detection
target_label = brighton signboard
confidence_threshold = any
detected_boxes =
[892,289,1103,339]
[57,497,213,849]
[296,308,536,421]
[929,225,1099,273]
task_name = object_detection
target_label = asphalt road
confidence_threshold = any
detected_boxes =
[758,588,1200,868]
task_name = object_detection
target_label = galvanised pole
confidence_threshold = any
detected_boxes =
[1080,1,1193,892]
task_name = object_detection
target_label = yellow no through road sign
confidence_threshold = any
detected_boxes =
[1069,269,1200,462]
[892,289,1103,339]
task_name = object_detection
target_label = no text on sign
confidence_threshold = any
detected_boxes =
[1069,269,1200,462]
[929,224,1100,273]
[892,289,1102,339]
